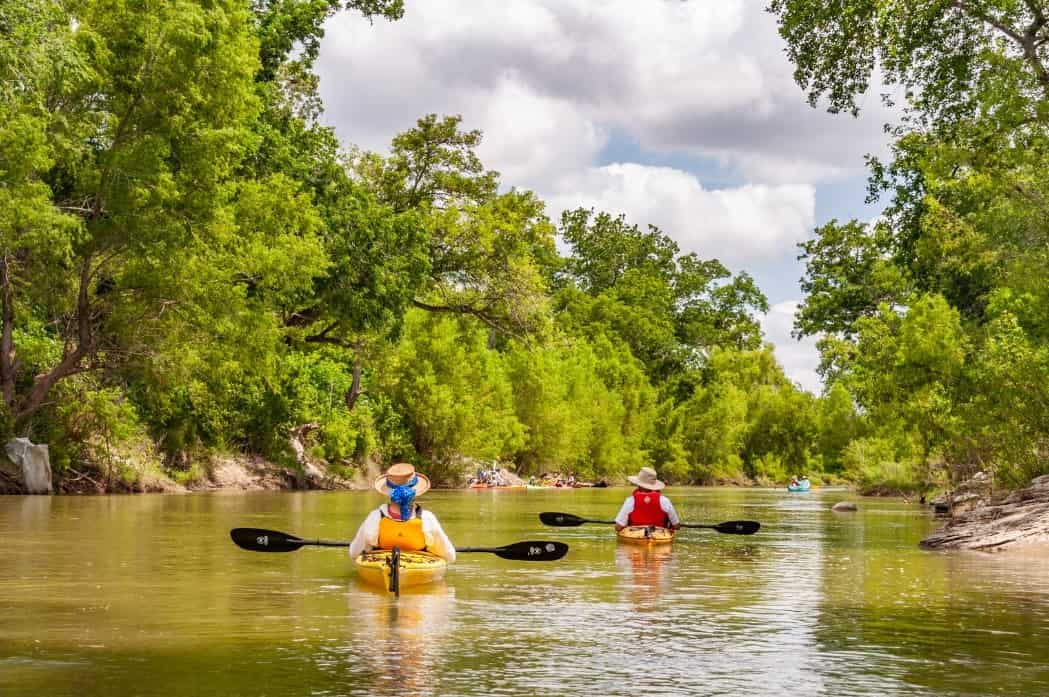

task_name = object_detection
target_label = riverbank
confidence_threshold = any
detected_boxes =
[1,451,368,496]
[920,474,1049,552]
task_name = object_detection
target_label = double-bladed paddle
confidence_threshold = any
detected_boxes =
[229,528,569,561]
[538,512,760,535]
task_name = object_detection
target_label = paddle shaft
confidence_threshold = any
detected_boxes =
[538,512,760,534]
[579,521,712,530]
[551,518,710,529]
[230,528,568,558]
[273,541,542,553]
[457,547,501,553]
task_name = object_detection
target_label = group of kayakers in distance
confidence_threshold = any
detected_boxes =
[528,473,609,488]
[468,462,509,487]
[530,473,577,488]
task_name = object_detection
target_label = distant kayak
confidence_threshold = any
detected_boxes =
[354,549,447,592]
[617,525,675,545]
[787,479,812,492]
[469,484,527,490]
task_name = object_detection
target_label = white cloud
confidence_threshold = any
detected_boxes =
[546,164,814,264]
[317,0,894,187]
[472,79,607,189]
[760,301,822,393]
[315,1,892,381]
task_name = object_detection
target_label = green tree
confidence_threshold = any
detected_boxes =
[558,209,768,378]
[817,382,862,473]
[795,219,908,337]
[355,115,557,339]
[0,0,277,430]
[375,310,524,480]
[769,0,1049,122]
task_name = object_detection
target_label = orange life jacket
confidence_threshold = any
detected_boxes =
[628,489,668,526]
[377,506,427,551]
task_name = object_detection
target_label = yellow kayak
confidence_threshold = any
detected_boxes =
[617,525,675,545]
[354,549,447,593]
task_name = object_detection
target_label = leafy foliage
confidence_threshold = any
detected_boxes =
[774,0,1049,488]
[2,0,876,491]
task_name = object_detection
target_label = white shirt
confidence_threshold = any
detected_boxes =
[614,492,680,527]
[348,504,457,562]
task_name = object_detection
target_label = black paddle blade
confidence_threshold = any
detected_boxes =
[230,528,305,552]
[539,512,587,527]
[493,540,569,561]
[713,520,761,535]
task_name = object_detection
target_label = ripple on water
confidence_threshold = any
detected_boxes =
[2,488,1049,696]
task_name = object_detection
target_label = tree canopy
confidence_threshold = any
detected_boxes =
[12,0,1046,495]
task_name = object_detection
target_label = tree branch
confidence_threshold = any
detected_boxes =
[954,1,1025,44]
[411,298,524,340]
[955,0,1049,92]
[15,256,97,426]
[284,305,322,328]
[303,323,353,348]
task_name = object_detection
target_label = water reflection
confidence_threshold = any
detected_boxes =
[341,584,455,697]
[615,544,673,608]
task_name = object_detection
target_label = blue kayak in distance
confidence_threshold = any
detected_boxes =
[787,479,811,492]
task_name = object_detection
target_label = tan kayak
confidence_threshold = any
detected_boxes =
[354,549,447,592]
[617,525,675,545]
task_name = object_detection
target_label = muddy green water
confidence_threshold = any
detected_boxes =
[2,488,1048,696]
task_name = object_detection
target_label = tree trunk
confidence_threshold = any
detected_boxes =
[345,359,362,411]
[0,255,16,410]
[288,423,320,468]
[14,256,95,427]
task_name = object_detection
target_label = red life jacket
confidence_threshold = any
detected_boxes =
[628,489,667,526]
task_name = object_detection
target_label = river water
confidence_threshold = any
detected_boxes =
[1,487,1048,696]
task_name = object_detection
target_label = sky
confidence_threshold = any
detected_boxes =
[314,0,894,393]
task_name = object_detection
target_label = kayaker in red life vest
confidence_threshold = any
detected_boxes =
[348,463,456,562]
[614,466,680,531]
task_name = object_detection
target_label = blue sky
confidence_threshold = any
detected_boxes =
[314,0,894,392]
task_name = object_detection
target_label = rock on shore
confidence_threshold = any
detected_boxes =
[929,471,992,516]
[920,474,1049,552]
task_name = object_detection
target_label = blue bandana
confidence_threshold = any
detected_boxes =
[389,475,419,519]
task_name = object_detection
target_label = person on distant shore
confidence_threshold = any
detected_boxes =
[348,463,456,562]
[614,467,680,531]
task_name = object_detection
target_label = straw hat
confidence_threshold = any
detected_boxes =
[374,462,431,497]
[627,466,665,491]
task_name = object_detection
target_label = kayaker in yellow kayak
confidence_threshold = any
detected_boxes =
[348,463,456,562]
[614,467,680,531]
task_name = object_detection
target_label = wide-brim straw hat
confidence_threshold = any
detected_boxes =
[374,462,431,497]
[627,466,665,491]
